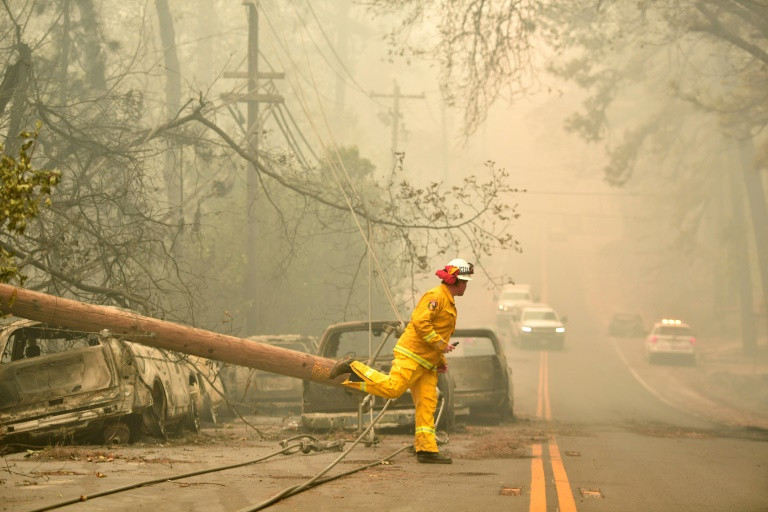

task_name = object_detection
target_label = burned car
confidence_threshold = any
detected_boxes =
[219,334,317,414]
[301,320,462,432]
[445,328,514,423]
[0,319,215,447]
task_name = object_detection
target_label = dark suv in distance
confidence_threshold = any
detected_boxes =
[608,313,645,337]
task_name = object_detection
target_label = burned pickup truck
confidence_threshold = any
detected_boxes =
[445,328,514,423]
[301,320,463,432]
[0,319,214,448]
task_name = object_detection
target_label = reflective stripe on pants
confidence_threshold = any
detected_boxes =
[343,355,439,452]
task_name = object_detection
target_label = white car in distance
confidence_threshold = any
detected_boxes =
[510,303,566,350]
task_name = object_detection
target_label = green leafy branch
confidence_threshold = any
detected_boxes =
[1,123,61,285]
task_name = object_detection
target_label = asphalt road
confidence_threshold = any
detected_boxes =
[505,327,768,512]
[3,238,768,511]
[3,321,767,512]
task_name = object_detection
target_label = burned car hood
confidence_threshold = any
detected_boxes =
[0,348,116,410]
[0,322,122,421]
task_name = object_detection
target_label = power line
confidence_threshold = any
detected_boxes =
[276,103,320,163]
[521,209,669,220]
[370,81,425,169]
[300,0,377,103]
[269,103,311,169]
[521,190,674,198]
[259,7,346,106]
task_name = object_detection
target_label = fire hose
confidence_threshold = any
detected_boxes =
[26,396,447,512]
[24,436,344,512]
[237,395,448,512]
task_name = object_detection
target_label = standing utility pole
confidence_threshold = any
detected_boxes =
[371,80,424,170]
[221,1,284,335]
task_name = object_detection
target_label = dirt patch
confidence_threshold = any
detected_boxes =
[623,421,713,439]
[694,343,768,418]
[20,446,194,464]
[22,447,121,462]
[454,425,540,460]
[703,371,768,410]
[31,470,87,476]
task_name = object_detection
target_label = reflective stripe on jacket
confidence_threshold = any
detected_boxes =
[393,283,456,370]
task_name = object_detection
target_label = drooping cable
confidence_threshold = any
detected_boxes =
[25,444,308,512]
[276,102,320,163]
[257,2,404,324]
[295,0,383,103]
[235,398,396,512]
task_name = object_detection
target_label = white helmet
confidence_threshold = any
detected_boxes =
[447,258,474,281]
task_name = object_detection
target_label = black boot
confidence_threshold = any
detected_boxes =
[416,451,452,464]
[329,353,356,380]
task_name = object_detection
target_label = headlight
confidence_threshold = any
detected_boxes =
[521,326,532,332]
[556,327,565,333]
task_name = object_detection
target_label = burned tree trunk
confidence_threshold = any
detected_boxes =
[2,42,31,153]
[0,284,340,385]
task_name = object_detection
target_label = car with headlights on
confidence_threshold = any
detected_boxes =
[510,303,566,350]
[644,319,696,365]
[496,285,533,340]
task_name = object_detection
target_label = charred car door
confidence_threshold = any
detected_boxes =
[445,328,514,422]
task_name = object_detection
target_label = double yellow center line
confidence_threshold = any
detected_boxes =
[530,351,577,512]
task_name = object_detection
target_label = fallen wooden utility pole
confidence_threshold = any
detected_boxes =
[0,284,340,385]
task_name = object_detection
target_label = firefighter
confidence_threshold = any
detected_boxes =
[329,258,474,464]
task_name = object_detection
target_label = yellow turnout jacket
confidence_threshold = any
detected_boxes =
[394,283,457,370]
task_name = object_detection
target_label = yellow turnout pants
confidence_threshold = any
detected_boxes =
[342,354,439,453]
